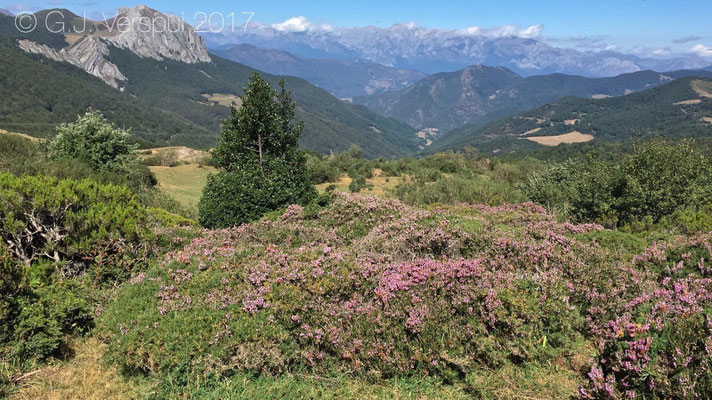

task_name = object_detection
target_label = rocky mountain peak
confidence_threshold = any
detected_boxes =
[16,5,211,89]
[107,5,211,64]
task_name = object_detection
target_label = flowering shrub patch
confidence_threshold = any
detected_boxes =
[100,193,712,397]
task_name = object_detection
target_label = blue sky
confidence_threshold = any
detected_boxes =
[3,0,711,57]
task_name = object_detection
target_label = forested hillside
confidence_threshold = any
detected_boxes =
[355,65,712,132]
[430,77,712,154]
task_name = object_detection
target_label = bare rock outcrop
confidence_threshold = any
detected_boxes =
[16,5,210,89]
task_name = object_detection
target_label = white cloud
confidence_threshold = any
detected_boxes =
[457,24,543,39]
[272,16,311,33]
[519,25,544,39]
[691,44,712,57]
[271,16,334,33]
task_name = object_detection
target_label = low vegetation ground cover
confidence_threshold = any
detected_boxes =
[4,74,712,399]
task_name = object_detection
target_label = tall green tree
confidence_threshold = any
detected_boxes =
[199,73,316,228]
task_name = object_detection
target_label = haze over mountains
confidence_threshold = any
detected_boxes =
[204,21,710,77]
[214,44,427,98]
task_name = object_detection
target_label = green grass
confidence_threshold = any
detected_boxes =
[150,165,215,208]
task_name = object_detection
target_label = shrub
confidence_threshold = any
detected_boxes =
[348,173,370,193]
[306,154,340,184]
[394,172,525,206]
[522,140,712,226]
[0,173,156,282]
[199,158,316,228]
[48,111,138,174]
[11,280,93,361]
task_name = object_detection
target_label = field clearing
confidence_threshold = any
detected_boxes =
[526,131,594,146]
[150,164,215,207]
[140,146,210,164]
[0,129,39,142]
[674,99,702,105]
[315,173,405,197]
[704,117,712,124]
[202,93,243,108]
[692,79,712,98]
[520,127,541,136]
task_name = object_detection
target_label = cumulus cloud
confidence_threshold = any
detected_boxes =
[673,35,703,44]
[271,16,334,33]
[457,24,543,39]
[691,44,712,57]
[272,16,311,32]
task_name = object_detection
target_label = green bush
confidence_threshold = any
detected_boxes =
[199,158,316,228]
[48,111,138,174]
[348,173,370,193]
[394,172,525,206]
[0,173,156,282]
[521,140,712,226]
[141,149,181,167]
[11,280,93,361]
[306,153,341,184]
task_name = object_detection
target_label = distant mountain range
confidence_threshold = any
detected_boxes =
[0,8,11,16]
[0,7,422,157]
[214,44,426,98]
[353,65,712,131]
[430,77,712,154]
[204,23,711,77]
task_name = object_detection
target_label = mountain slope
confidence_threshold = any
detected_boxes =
[355,66,712,131]
[214,44,426,98]
[0,10,420,157]
[0,38,216,148]
[430,77,712,154]
[105,46,420,156]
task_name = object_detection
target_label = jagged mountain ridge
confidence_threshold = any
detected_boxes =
[213,43,427,98]
[204,23,710,77]
[354,65,712,131]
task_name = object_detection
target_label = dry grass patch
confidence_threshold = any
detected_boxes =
[692,80,712,98]
[526,131,594,146]
[11,338,149,400]
[141,146,209,164]
[703,117,712,125]
[520,127,542,136]
[0,129,39,142]
[315,173,405,197]
[150,164,216,207]
[202,93,242,108]
[674,99,702,105]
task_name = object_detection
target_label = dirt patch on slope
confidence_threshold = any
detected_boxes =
[526,131,594,146]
